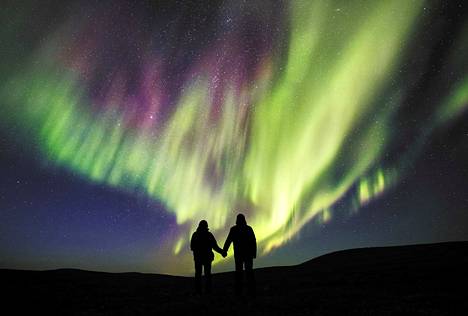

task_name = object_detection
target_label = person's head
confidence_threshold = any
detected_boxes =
[197,220,209,231]
[236,213,247,226]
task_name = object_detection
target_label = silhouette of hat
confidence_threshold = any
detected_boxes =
[236,214,246,225]
[198,220,208,230]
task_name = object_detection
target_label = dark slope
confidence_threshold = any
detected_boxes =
[2,241,468,315]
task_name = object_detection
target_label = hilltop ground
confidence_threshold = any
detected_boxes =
[2,241,468,315]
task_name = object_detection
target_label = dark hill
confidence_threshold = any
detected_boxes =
[2,241,468,315]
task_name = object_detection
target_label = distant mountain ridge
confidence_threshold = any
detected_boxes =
[297,240,468,269]
[4,241,467,275]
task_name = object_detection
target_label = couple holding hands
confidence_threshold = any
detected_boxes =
[190,213,257,295]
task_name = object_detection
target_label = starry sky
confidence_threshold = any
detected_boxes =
[1,0,467,275]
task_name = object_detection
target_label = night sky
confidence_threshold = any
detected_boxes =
[1,0,467,275]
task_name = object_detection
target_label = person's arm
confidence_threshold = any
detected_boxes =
[190,232,196,251]
[223,228,233,253]
[210,233,224,255]
[251,227,257,259]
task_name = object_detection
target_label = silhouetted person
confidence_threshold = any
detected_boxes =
[223,213,257,296]
[190,220,225,294]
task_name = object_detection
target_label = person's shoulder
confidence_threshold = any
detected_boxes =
[227,225,236,235]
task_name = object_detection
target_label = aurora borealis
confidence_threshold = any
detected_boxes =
[1,0,468,274]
